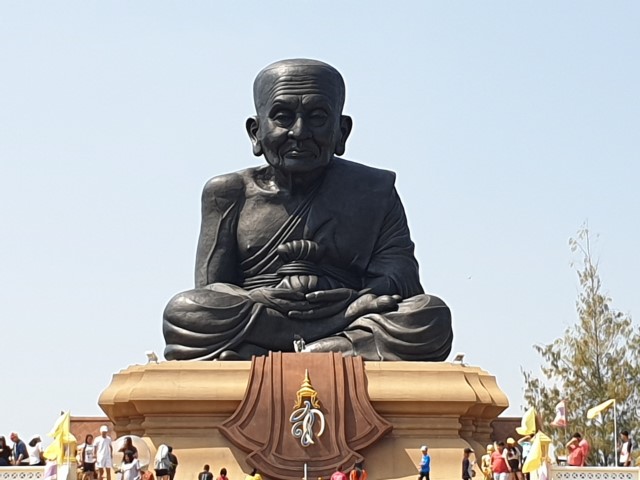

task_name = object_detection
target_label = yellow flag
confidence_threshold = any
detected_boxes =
[48,411,70,438]
[522,431,552,474]
[516,407,536,436]
[44,411,71,464]
[522,433,542,473]
[587,399,615,419]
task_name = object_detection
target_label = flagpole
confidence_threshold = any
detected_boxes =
[564,399,568,462]
[613,401,618,466]
[66,409,71,480]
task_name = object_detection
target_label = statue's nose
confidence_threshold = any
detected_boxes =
[288,116,312,140]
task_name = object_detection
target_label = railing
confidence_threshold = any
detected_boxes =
[0,466,44,480]
[551,466,640,480]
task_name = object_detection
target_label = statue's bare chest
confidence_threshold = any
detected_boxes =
[236,193,304,260]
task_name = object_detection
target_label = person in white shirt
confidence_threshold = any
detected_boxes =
[94,425,113,480]
[27,436,44,466]
[153,445,171,480]
[619,431,633,467]
[121,451,141,480]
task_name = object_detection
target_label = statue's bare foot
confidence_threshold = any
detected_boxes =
[218,350,243,360]
[304,337,354,355]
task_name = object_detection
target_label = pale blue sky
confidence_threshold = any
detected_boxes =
[1,1,639,440]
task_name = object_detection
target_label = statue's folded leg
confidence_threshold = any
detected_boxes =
[304,294,453,361]
[163,283,259,361]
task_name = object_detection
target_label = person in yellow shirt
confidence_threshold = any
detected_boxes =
[244,468,262,480]
[481,444,494,480]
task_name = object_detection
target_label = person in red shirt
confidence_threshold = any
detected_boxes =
[331,466,347,480]
[491,442,509,480]
[217,468,229,480]
[566,433,589,466]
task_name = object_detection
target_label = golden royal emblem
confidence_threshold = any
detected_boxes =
[293,369,321,409]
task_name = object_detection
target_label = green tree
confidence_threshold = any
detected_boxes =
[522,226,640,465]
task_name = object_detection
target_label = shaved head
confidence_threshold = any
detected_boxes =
[246,58,352,172]
[253,59,346,114]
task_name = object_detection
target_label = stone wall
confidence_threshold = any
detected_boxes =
[70,416,116,443]
[490,416,522,442]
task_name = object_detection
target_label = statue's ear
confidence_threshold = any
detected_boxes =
[334,115,353,156]
[246,116,263,156]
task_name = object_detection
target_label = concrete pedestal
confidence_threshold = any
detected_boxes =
[99,361,507,480]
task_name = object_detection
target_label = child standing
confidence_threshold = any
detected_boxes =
[121,451,141,480]
[463,447,475,480]
[418,446,431,480]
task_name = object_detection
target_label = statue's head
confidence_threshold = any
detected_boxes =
[247,59,353,173]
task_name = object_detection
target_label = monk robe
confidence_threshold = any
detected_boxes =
[163,158,453,361]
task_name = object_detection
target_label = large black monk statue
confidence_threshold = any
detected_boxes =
[163,59,453,361]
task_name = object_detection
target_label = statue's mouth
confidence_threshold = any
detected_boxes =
[283,149,315,159]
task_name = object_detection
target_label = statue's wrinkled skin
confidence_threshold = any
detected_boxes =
[163,59,453,361]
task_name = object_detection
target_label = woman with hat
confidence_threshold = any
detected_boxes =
[504,438,522,480]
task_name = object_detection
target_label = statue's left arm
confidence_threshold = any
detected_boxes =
[364,188,424,298]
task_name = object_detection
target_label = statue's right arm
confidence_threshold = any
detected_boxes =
[194,173,245,288]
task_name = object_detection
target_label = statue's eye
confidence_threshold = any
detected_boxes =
[309,110,328,126]
[272,111,294,127]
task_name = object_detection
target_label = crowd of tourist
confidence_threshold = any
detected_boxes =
[417,430,634,480]
[3,425,634,480]
[477,433,592,480]
[474,430,634,480]
[74,425,182,480]
[478,438,530,480]
[76,425,261,480]
[0,433,45,466]
[0,424,273,480]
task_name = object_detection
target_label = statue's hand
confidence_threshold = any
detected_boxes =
[345,293,402,321]
[287,288,359,320]
[249,288,314,316]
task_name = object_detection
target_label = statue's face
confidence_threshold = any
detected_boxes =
[249,66,351,173]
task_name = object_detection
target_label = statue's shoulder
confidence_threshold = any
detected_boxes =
[329,158,397,193]
[201,168,256,209]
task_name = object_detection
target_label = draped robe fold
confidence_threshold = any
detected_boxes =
[163,158,453,361]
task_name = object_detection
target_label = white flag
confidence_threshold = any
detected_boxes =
[550,400,567,427]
